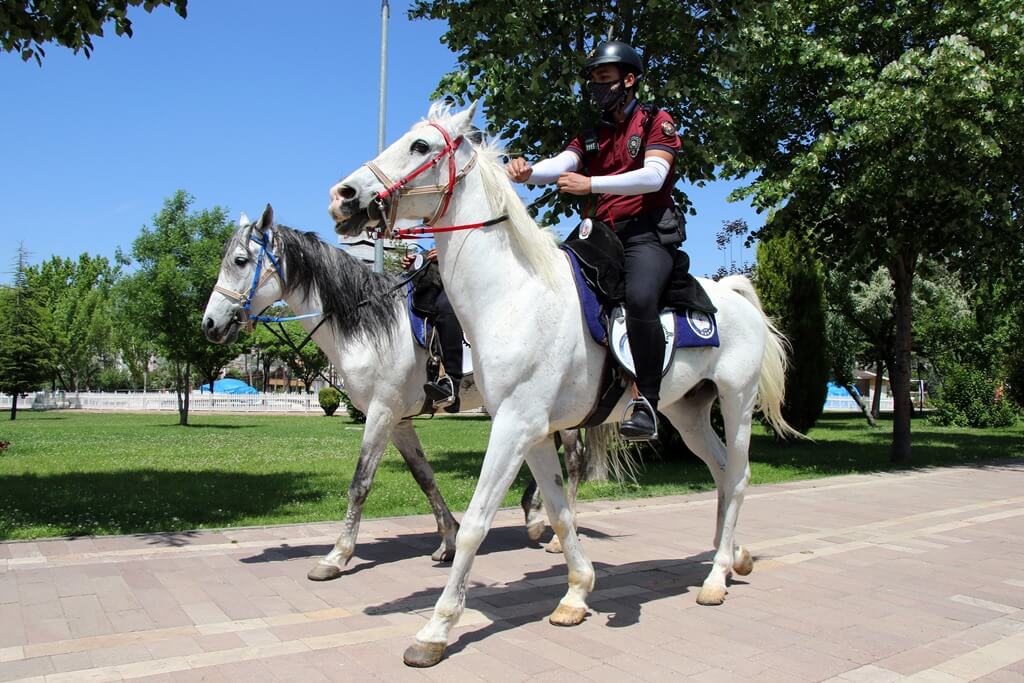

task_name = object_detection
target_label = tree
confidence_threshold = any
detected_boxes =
[409,1,733,222]
[1,0,187,64]
[277,322,330,393]
[109,269,157,389]
[0,245,54,419]
[754,233,829,435]
[721,1,1024,463]
[128,191,244,425]
[711,218,754,281]
[27,254,116,392]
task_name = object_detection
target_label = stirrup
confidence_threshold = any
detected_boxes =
[619,396,658,441]
[426,375,456,408]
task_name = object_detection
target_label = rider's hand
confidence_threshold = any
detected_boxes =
[401,254,416,270]
[557,172,592,196]
[507,157,533,183]
[427,248,438,263]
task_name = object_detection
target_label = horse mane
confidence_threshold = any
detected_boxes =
[425,104,562,286]
[248,225,403,347]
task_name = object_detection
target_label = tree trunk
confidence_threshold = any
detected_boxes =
[181,362,191,426]
[9,393,17,420]
[871,360,883,418]
[845,384,876,427]
[889,252,917,465]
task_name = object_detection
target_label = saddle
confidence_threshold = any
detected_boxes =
[405,281,474,388]
[560,219,720,428]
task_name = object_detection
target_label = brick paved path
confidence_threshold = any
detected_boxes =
[2,463,1023,682]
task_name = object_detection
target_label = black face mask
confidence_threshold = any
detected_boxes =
[588,79,625,112]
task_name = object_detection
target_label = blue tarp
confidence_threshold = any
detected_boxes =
[827,381,859,397]
[199,379,258,394]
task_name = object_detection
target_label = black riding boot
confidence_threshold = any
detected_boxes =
[619,315,664,440]
[423,291,464,413]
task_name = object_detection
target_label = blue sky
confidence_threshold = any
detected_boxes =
[1,1,759,280]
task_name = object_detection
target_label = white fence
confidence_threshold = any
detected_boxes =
[0,391,327,414]
[823,395,895,412]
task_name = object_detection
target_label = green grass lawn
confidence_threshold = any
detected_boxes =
[0,411,1020,540]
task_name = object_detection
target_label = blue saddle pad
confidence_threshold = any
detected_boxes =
[564,249,718,349]
[406,282,429,348]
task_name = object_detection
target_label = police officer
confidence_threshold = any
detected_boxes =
[507,40,682,440]
[401,247,464,412]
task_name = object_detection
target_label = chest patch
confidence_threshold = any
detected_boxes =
[626,134,642,158]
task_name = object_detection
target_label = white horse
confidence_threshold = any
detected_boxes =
[201,209,590,579]
[328,102,796,667]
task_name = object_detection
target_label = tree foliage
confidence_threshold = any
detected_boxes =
[721,0,1024,463]
[128,191,244,425]
[1,0,188,64]
[755,233,829,435]
[410,0,735,222]
[0,246,54,419]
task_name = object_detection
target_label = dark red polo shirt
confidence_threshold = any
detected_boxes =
[567,102,681,225]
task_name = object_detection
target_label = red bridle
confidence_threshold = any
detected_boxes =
[364,122,474,231]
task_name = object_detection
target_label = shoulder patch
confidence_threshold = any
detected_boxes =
[661,121,677,137]
[627,134,642,158]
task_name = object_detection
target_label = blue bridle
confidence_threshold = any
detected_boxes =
[214,228,323,327]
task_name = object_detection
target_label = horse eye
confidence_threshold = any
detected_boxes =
[234,256,248,266]
[410,139,429,154]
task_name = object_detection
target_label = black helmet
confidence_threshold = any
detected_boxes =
[582,40,644,79]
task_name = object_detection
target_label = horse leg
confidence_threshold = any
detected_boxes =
[404,416,537,667]
[521,477,545,542]
[694,390,755,605]
[544,429,583,554]
[525,436,595,622]
[391,419,459,563]
[308,411,392,581]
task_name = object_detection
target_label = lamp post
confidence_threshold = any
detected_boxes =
[373,0,390,274]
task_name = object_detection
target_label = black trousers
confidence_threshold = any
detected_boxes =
[619,224,675,408]
[411,268,464,383]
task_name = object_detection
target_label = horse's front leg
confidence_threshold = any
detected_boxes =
[544,429,583,554]
[520,478,545,542]
[403,414,536,667]
[390,419,459,562]
[526,436,595,622]
[308,408,393,581]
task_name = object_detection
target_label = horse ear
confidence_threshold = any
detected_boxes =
[449,100,479,135]
[258,204,274,230]
[239,212,251,227]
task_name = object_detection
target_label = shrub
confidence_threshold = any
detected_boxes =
[930,364,1018,428]
[340,390,366,423]
[318,387,341,417]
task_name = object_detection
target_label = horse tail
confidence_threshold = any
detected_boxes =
[719,275,804,440]
[581,423,642,483]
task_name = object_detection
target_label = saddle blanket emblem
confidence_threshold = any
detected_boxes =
[579,218,593,239]
[627,134,642,158]
[609,307,719,378]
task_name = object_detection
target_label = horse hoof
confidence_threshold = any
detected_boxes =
[696,584,726,606]
[403,640,447,668]
[526,519,545,543]
[733,547,753,576]
[543,536,563,554]
[431,546,456,563]
[307,562,342,582]
[548,603,587,626]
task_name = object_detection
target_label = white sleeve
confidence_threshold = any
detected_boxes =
[525,150,581,184]
[590,156,671,195]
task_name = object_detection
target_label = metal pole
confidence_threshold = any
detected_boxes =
[373,0,390,274]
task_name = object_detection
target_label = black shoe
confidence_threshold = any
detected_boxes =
[442,397,461,414]
[424,376,456,408]
[619,402,658,441]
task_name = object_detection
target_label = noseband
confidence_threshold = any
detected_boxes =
[363,122,478,234]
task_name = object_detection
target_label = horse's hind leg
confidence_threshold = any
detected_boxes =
[693,389,755,605]
[308,411,392,581]
[521,478,545,542]
[660,395,752,584]
[544,428,583,554]
[391,419,459,562]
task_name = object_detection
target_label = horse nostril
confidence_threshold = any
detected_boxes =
[339,185,356,200]
[203,317,214,331]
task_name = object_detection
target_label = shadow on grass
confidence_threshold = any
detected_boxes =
[155,423,258,430]
[0,470,325,540]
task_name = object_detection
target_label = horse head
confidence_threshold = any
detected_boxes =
[328,101,479,237]
[202,204,286,344]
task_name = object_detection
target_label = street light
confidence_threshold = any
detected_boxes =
[373,0,390,274]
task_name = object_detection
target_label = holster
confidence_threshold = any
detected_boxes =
[654,206,686,247]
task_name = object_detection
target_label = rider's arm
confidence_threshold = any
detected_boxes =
[525,150,581,184]
[589,155,671,196]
